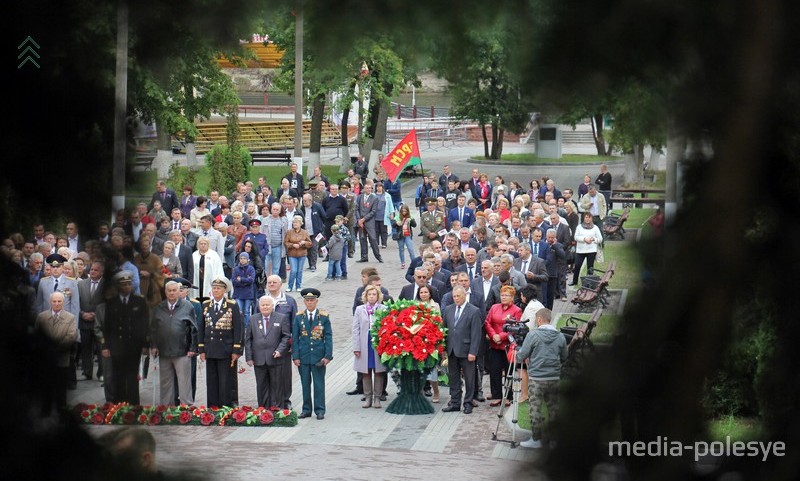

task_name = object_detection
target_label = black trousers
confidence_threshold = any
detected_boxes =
[282,356,293,408]
[487,348,512,400]
[375,220,387,246]
[358,225,381,260]
[111,354,140,404]
[206,358,234,408]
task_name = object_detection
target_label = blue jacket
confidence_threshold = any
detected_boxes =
[231,264,256,299]
[298,202,327,237]
[448,206,475,228]
[384,178,402,207]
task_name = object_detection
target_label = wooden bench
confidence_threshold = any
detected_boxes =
[251,152,292,166]
[133,152,156,171]
[561,308,603,376]
[571,261,616,311]
[603,208,630,240]
[608,196,665,207]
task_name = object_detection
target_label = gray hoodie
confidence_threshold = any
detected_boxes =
[516,324,568,381]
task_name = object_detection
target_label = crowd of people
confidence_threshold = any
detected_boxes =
[4,157,617,446]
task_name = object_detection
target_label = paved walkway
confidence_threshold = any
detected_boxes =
[72,141,636,480]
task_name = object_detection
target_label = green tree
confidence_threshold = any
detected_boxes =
[435,28,531,159]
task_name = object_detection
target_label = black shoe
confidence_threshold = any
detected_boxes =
[442,405,460,413]
[299,412,311,419]
[567,282,576,286]
[346,388,363,396]
[356,259,368,263]
[377,258,384,263]
[474,393,486,403]
[463,405,473,414]
[348,253,354,258]
[379,394,387,401]
[341,276,347,280]
[309,267,316,272]
[424,388,433,397]
[361,396,366,401]
[316,414,324,420]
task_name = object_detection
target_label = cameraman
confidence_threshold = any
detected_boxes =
[484,285,522,407]
[514,307,567,449]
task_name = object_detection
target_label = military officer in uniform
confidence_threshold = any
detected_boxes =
[198,277,243,407]
[292,288,333,420]
[421,198,446,244]
[97,271,150,404]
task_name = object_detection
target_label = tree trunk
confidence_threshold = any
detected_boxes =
[368,98,389,175]
[635,144,645,183]
[481,123,489,158]
[490,122,500,159]
[154,122,173,179]
[308,93,325,174]
[592,114,607,156]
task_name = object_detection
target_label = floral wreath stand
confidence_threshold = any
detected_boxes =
[385,368,434,415]
[372,300,446,416]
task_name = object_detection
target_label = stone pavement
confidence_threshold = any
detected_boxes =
[71,142,634,480]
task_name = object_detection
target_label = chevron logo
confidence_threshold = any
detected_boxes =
[18,36,41,69]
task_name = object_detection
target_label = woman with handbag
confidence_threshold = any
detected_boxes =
[393,204,417,269]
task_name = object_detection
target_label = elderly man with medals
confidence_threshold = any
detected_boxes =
[198,276,243,408]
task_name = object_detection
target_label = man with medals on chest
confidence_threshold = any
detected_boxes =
[292,288,333,419]
[198,277,243,407]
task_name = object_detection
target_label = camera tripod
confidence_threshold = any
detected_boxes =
[491,345,524,448]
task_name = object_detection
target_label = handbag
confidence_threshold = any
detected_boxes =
[391,229,402,241]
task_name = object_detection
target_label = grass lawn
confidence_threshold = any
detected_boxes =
[495,153,622,164]
[127,165,346,197]
[707,416,763,442]
[556,312,619,345]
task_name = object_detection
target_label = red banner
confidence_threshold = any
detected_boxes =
[380,130,422,183]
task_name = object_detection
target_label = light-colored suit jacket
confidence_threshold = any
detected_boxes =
[35,310,78,366]
[352,303,386,373]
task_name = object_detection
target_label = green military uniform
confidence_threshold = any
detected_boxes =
[292,289,333,418]
[420,203,446,244]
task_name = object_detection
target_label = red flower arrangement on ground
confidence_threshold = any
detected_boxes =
[72,403,298,427]
[371,299,446,371]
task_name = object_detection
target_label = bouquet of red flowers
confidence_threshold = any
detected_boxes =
[371,299,446,371]
[73,403,298,427]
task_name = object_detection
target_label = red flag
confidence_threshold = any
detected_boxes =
[380,130,422,183]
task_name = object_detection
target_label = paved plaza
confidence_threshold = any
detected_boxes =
[70,140,631,480]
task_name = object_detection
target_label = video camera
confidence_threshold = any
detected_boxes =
[502,317,530,346]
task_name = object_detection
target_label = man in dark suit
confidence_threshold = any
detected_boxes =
[355,181,383,263]
[440,272,483,312]
[98,271,150,404]
[170,230,194,282]
[246,296,291,408]
[456,247,481,280]
[515,243,549,303]
[448,195,475,229]
[438,164,459,192]
[277,178,299,200]
[198,277,243,408]
[179,219,199,252]
[399,266,442,304]
[543,229,566,309]
[299,193,327,272]
[322,184,348,238]
[150,180,179,214]
[78,261,105,380]
[441,286,483,414]
[531,227,550,261]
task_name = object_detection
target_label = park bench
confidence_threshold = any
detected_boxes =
[560,308,603,376]
[251,152,292,166]
[603,208,630,240]
[133,152,156,171]
[571,260,616,311]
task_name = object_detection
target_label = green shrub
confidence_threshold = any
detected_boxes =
[206,144,252,196]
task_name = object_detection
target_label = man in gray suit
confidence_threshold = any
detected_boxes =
[441,286,483,414]
[355,181,383,263]
[245,296,291,408]
[78,261,105,380]
[514,244,549,303]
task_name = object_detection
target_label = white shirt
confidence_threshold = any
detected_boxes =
[482,277,494,301]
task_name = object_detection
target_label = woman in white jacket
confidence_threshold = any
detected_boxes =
[569,212,603,286]
[191,236,225,301]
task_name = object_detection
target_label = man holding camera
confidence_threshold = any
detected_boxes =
[514,308,567,448]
